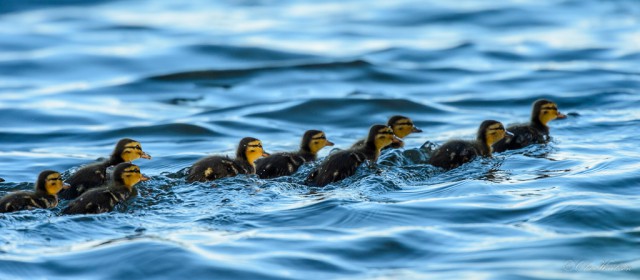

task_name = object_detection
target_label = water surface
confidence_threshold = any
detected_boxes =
[1,0,639,279]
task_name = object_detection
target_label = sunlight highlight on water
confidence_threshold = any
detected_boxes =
[1,0,639,279]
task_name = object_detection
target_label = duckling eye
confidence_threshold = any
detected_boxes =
[488,126,503,134]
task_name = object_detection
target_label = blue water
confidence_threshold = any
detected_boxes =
[1,0,639,279]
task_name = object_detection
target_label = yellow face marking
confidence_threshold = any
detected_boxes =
[245,140,267,165]
[485,123,507,147]
[539,103,560,125]
[391,118,414,138]
[309,133,333,154]
[121,141,148,162]
[45,173,65,195]
[121,166,144,188]
[374,127,396,150]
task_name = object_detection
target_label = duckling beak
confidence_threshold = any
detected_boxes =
[140,174,150,181]
[412,126,423,133]
[556,111,567,119]
[326,140,335,146]
[262,152,270,157]
[505,130,514,138]
[140,152,152,160]
[392,135,403,144]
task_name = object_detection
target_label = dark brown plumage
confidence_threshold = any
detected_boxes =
[59,138,151,200]
[493,99,566,153]
[255,130,334,179]
[187,137,269,182]
[62,162,148,215]
[429,120,511,170]
[0,170,67,213]
[306,124,401,187]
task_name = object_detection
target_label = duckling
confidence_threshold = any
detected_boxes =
[429,120,512,170]
[62,162,149,215]
[493,99,566,153]
[305,124,401,187]
[187,137,270,182]
[351,115,422,149]
[255,130,334,179]
[0,170,69,213]
[59,138,151,200]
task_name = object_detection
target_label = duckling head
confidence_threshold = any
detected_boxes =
[367,124,402,151]
[478,120,512,153]
[238,137,269,165]
[113,162,149,189]
[36,170,69,196]
[532,99,566,126]
[301,130,334,154]
[111,138,152,163]
[388,115,422,139]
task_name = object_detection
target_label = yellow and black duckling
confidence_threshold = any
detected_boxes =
[0,170,69,213]
[305,124,401,187]
[187,137,270,182]
[429,120,512,170]
[351,115,422,149]
[62,162,148,215]
[493,99,566,153]
[255,130,334,179]
[59,138,151,200]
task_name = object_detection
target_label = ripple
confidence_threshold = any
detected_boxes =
[185,44,318,61]
[246,98,443,126]
[1,0,640,279]
[147,60,372,82]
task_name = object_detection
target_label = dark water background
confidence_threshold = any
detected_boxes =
[1,0,639,279]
